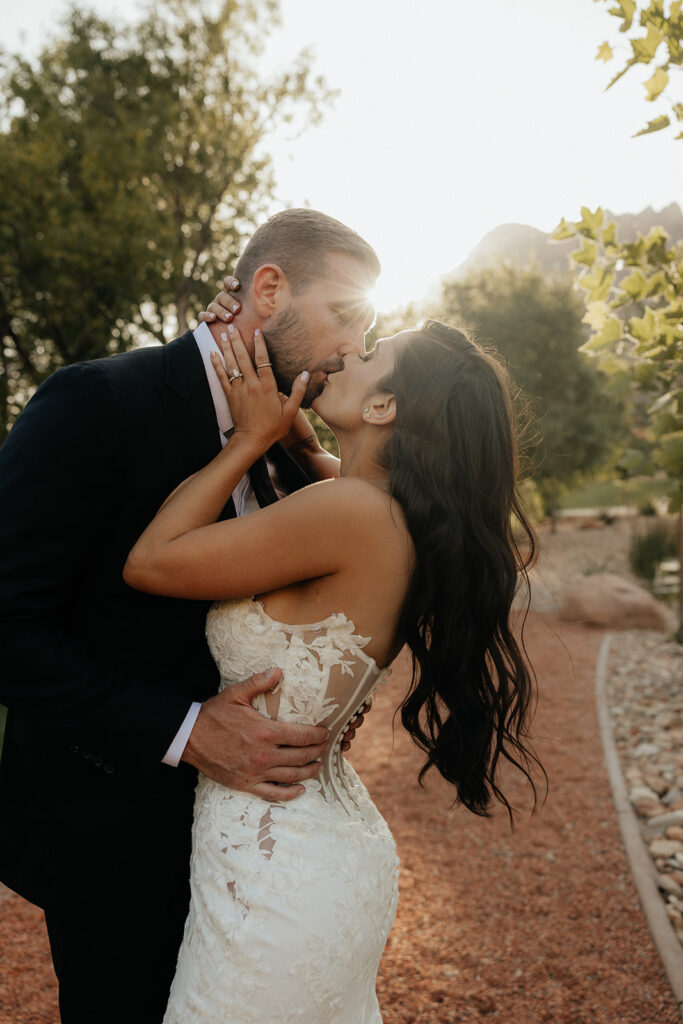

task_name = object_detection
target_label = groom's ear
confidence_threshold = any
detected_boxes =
[363,392,396,427]
[252,264,290,317]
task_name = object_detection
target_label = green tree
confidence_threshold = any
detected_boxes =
[558,0,683,639]
[0,0,333,440]
[593,0,682,139]
[440,264,626,520]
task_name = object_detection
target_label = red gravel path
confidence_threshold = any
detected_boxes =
[0,612,679,1023]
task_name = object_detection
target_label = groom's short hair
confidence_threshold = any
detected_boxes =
[235,208,380,293]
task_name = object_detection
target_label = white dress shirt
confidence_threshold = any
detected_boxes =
[162,322,269,766]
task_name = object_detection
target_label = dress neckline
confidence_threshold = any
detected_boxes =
[248,597,383,672]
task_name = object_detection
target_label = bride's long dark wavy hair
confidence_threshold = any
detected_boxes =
[377,320,545,827]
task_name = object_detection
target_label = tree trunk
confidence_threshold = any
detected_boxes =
[677,505,683,645]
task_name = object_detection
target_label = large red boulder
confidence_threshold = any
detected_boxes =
[559,572,670,630]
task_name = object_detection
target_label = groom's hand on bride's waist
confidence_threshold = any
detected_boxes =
[181,668,330,801]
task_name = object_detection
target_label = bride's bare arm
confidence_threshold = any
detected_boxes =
[280,411,340,481]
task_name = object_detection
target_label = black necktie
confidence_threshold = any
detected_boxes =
[248,455,279,508]
[221,427,278,511]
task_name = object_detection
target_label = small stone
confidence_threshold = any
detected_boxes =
[643,774,669,796]
[663,790,683,806]
[644,809,683,829]
[630,785,659,804]
[667,904,683,927]
[636,800,666,819]
[666,826,683,842]
[658,873,683,897]
[634,802,667,819]
[635,742,660,758]
[649,839,683,858]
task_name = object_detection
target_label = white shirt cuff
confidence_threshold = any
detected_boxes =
[162,702,202,766]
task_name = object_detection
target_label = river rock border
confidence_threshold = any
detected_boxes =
[596,630,683,1018]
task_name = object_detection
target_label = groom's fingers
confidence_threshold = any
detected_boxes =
[252,782,307,802]
[265,763,322,785]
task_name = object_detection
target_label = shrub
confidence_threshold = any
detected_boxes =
[629,520,678,582]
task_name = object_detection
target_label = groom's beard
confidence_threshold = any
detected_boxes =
[263,304,343,407]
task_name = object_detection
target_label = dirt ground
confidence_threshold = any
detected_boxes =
[0,605,680,1022]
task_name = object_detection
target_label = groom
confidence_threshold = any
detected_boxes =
[0,208,380,1023]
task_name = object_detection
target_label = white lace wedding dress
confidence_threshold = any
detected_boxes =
[163,597,399,1024]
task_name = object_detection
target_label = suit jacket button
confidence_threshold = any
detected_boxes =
[82,750,92,760]
[93,756,103,768]
[103,763,115,774]
[68,744,80,754]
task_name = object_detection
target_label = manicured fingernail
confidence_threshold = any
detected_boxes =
[301,370,310,382]
[232,303,239,312]
[254,328,262,337]
[232,279,239,288]
[227,322,234,332]
[220,332,227,342]
[207,312,215,319]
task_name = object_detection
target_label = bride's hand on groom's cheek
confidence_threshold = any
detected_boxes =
[212,324,308,449]
[198,275,242,325]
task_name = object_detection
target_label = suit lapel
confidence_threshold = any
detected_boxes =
[155,332,236,520]
[156,332,221,480]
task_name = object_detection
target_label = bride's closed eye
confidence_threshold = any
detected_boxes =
[358,353,372,363]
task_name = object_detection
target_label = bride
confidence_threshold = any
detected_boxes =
[124,318,543,1023]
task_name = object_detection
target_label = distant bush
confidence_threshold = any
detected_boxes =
[629,521,678,582]
[512,478,545,540]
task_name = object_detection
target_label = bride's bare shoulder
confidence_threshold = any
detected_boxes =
[297,477,412,548]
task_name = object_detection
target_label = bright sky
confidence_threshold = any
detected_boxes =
[4,0,681,311]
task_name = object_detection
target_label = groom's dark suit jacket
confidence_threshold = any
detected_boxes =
[0,330,310,913]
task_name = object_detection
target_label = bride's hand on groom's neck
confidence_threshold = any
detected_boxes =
[198,275,242,326]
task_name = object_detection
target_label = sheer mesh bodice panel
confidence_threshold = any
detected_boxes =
[208,597,390,813]
[163,597,399,1024]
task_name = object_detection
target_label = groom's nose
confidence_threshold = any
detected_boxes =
[336,331,366,357]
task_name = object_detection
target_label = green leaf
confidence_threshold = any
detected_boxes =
[577,206,605,239]
[582,300,609,331]
[578,264,615,302]
[608,0,636,31]
[580,316,623,352]
[551,217,577,241]
[619,268,650,300]
[634,113,671,135]
[570,238,598,267]
[602,220,618,245]
[654,431,683,477]
[643,66,669,100]
[630,306,660,344]
[631,24,665,63]
[648,390,678,415]
[596,41,614,62]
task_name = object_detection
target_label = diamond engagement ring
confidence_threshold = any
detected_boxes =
[228,370,243,382]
